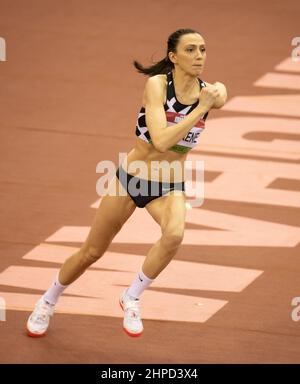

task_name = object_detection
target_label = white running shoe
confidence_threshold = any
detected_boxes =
[119,289,143,337]
[26,296,55,337]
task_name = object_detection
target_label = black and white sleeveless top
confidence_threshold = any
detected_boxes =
[135,70,209,154]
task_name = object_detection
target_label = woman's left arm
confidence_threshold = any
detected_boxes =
[205,81,227,109]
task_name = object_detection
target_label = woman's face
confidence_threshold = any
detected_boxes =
[169,33,206,76]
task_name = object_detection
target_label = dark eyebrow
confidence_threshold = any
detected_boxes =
[186,44,206,47]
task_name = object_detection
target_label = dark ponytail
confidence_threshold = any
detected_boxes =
[133,56,172,76]
[133,28,201,77]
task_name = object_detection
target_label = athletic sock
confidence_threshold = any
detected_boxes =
[126,269,155,300]
[43,273,69,305]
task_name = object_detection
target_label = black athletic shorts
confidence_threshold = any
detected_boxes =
[116,165,185,208]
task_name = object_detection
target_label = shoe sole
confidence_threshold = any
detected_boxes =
[26,326,47,338]
[119,298,143,337]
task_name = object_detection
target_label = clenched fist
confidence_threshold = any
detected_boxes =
[199,83,220,110]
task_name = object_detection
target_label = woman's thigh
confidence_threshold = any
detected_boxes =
[84,174,137,249]
[145,190,186,233]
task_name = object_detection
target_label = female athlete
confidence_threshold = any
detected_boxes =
[26,28,227,338]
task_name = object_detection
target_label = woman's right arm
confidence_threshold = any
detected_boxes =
[144,76,219,153]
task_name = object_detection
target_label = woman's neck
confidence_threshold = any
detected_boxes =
[172,68,198,94]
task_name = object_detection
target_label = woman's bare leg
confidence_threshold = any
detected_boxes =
[59,175,136,285]
[120,191,186,337]
[142,191,186,279]
[125,191,186,299]
[27,174,137,337]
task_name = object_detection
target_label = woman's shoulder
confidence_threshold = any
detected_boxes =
[141,74,168,107]
[146,73,168,87]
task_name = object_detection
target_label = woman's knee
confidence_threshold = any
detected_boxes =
[82,221,122,262]
[79,245,104,265]
[161,225,184,249]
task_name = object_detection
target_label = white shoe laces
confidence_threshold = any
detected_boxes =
[32,300,54,323]
[125,299,140,320]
